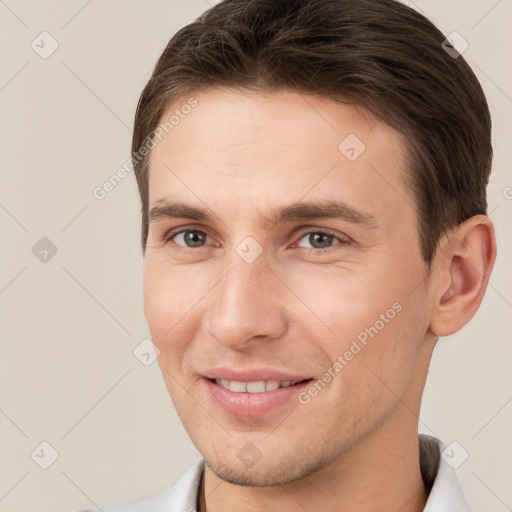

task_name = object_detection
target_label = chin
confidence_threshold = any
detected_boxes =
[203,446,336,487]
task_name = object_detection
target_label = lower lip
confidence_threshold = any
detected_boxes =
[202,378,312,417]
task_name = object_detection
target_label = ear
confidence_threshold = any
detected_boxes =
[429,215,496,337]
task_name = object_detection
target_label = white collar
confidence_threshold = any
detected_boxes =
[420,434,470,511]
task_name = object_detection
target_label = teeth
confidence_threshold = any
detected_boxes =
[265,380,280,391]
[215,379,299,393]
[246,381,266,393]
[229,381,247,392]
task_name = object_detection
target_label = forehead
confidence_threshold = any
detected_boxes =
[147,88,412,226]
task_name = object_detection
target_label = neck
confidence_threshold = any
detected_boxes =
[199,340,435,512]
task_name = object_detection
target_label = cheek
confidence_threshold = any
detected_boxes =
[284,266,396,343]
[143,264,203,411]
[143,260,202,352]
[297,297,425,442]
[290,265,427,391]
[341,291,427,400]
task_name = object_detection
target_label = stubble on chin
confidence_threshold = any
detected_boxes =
[203,439,342,488]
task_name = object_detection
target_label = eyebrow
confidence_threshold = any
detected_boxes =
[148,199,378,228]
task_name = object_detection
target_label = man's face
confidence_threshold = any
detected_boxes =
[143,89,435,485]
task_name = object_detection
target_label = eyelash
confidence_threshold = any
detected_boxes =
[162,226,349,254]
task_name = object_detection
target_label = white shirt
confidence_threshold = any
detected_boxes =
[77,434,470,512]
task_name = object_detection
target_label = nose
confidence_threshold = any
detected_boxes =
[204,251,288,350]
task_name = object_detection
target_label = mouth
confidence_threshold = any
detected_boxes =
[202,376,314,417]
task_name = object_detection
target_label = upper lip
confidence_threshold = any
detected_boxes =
[202,367,312,382]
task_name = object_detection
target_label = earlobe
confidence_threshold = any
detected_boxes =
[430,215,496,337]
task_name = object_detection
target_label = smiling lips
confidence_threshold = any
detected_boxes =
[202,371,313,416]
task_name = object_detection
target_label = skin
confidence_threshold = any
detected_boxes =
[143,88,496,512]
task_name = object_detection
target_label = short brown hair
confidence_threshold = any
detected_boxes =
[132,0,492,264]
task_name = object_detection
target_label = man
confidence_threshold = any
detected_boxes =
[80,0,496,510]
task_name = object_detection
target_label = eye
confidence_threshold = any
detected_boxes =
[166,229,211,248]
[296,230,348,250]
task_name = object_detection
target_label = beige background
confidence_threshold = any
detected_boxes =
[0,1,510,511]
